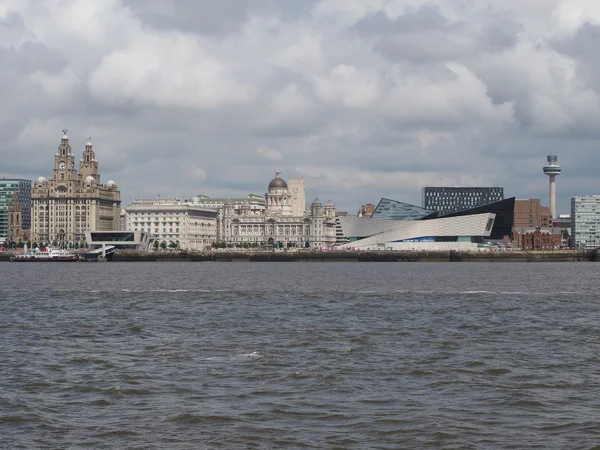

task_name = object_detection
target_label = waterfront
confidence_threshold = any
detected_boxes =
[2,262,600,448]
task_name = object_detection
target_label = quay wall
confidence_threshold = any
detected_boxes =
[110,250,596,263]
[1,250,596,262]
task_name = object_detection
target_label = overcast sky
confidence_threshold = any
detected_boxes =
[1,0,599,214]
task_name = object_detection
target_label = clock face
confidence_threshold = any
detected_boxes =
[59,161,66,171]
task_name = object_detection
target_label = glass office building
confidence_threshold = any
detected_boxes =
[422,187,504,216]
[371,198,437,221]
[0,179,32,240]
[571,195,600,249]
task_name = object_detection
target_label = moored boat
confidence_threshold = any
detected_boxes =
[10,248,81,262]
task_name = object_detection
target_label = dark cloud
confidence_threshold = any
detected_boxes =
[123,0,319,35]
[354,5,522,63]
[552,23,600,92]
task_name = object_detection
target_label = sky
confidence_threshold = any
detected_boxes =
[1,0,600,214]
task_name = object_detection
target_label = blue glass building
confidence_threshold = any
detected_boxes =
[0,179,32,240]
[371,198,437,220]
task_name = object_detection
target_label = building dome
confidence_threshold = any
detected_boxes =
[326,200,334,207]
[85,176,95,183]
[268,171,288,190]
[106,180,116,187]
[36,176,46,183]
[311,197,322,206]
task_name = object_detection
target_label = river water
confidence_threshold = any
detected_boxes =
[1,262,600,449]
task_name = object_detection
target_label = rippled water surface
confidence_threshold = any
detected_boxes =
[2,262,600,448]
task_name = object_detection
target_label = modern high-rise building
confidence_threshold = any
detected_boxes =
[0,178,31,242]
[571,195,600,249]
[422,187,504,216]
[543,154,561,219]
[31,132,121,245]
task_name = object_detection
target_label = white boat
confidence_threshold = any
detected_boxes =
[11,248,81,262]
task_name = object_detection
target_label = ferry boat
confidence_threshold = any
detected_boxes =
[10,248,81,262]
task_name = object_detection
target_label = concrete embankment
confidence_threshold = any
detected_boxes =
[108,250,596,263]
[1,250,595,262]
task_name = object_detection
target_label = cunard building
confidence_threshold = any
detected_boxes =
[31,131,121,245]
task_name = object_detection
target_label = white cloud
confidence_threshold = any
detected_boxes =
[89,32,253,108]
[256,145,283,162]
[30,67,81,100]
[314,64,380,107]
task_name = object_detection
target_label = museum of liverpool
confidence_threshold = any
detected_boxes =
[334,198,515,251]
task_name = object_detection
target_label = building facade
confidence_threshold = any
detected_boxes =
[31,132,121,245]
[288,177,306,217]
[0,178,31,242]
[358,203,376,218]
[123,200,218,250]
[422,187,504,215]
[513,199,552,230]
[190,194,266,216]
[571,195,600,249]
[513,228,561,250]
[7,193,29,243]
[219,171,337,248]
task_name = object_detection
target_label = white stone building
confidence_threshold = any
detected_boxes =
[571,195,600,249]
[219,171,337,248]
[123,199,218,250]
[31,132,121,245]
[191,194,265,216]
[288,177,306,217]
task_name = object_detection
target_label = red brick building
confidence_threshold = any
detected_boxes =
[513,228,561,250]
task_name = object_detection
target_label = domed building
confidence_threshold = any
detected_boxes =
[219,171,337,248]
[30,132,121,245]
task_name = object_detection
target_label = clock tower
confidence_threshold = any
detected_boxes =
[53,130,77,185]
[79,137,99,182]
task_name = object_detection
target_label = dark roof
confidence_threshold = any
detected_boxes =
[268,175,288,190]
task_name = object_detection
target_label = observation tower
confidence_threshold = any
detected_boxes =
[543,154,561,219]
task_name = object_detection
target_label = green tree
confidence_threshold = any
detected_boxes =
[160,241,167,250]
[153,240,159,251]
[169,241,177,249]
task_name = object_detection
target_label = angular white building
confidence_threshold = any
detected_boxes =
[334,213,497,251]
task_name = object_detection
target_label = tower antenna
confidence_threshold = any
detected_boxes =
[543,154,561,219]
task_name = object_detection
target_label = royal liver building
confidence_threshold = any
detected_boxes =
[31,132,121,245]
[219,171,337,248]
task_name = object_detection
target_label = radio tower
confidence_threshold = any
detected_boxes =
[543,154,561,219]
